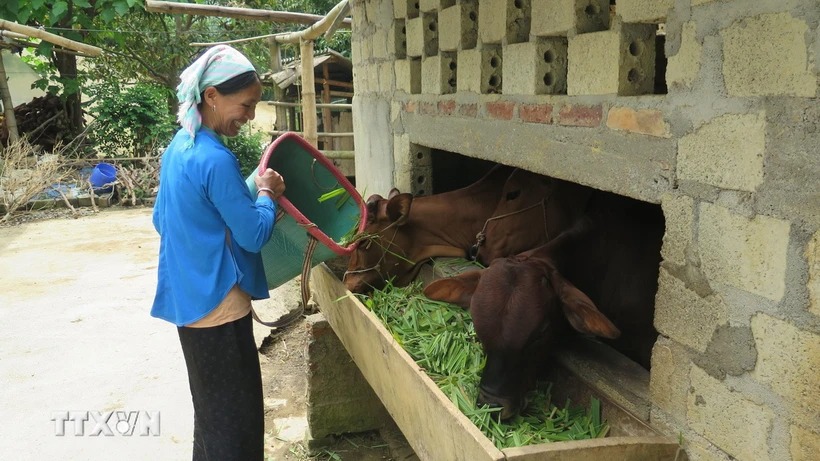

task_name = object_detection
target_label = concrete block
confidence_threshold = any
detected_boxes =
[503,38,567,95]
[790,424,820,461]
[422,11,439,57]
[377,61,395,93]
[459,45,502,94]
[439,2,478,51]
[688,365,774,461]
[395,59,420,94]
[306,313,390,440]
[752,314,820,427]
[532,0,609,36]
[654,268,728,353]
[617,0,673,23]
[393,0,407,19]
[568,24,655,95]
[456,49,482,93]
[406,17,423,57]
[420,0,455,12]
[373,27,389,60]
[478,0,530,45]
[666,21,701,90]
[808,231,820,318]
[618,23,657,95]
[649,337,691,421]
[698,202,790,302]
[421,52,457,94]
[722,12,816,97]
[394,19,407,59]
[678,112,765,192]
[406,0,420,19]
[410,143,433,196]
[606,106,670,137]
[478,0,507,44]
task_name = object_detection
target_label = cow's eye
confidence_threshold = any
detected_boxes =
[505,190,521,201]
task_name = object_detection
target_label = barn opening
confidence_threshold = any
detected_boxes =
[414,145,664,412]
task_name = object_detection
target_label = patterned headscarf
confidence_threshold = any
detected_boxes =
[176,45,257,148]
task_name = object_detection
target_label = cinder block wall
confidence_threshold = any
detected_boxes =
[349,0,819,460]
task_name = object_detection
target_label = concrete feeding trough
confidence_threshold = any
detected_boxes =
[311,264,681,461]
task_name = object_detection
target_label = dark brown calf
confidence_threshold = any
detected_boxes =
[424,191,664,419]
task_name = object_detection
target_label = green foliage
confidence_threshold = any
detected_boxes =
[223,128,268,178]
[85,81,175,158]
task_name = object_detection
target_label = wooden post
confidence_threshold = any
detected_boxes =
[268,40,290,135]
[321,62,332,149]
[300,39,318,147]
[0,52,19,143]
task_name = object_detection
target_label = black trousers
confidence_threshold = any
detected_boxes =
[177,313,264,461]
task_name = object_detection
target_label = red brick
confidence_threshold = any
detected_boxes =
[557,104,603,127]
[606,107,670,137]
[419,101,436,115]
[458,103,478,117]
[519,104,553,124]
[486,101,516,120]
[403,101,416,113]
[438,100,456,116]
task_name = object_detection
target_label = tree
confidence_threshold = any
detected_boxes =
[0,0,144,132]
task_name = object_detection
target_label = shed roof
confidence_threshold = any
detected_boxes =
[262,49,352,89]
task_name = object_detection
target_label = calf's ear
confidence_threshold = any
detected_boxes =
[551,271,621,339]
[388,188,401,199]
[386,193,414,226]
[423,270,484,309]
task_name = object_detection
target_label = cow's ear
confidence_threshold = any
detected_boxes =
[388,188,401,199]
[551,270,621,339]
[386,193,413,226]
[423,270,484,309]
[365,194,384,224]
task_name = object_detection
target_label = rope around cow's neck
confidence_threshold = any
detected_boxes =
[473,191,553,254]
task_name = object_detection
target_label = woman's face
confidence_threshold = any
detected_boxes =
[204,81,263,137]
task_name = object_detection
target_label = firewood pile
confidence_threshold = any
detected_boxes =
[0,94,73,152]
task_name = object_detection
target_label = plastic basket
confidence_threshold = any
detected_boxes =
[246,133,365,289]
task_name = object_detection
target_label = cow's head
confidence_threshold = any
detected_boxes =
[474,170,553,265]
[423,253,620,420]
[344,190,418,293]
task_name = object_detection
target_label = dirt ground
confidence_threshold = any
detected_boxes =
[0,205,412,461]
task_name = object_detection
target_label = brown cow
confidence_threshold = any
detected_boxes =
[473,172,595,265]
[423,191,664,419]
[343,164,517,293]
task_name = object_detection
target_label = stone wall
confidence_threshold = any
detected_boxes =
[348,0,819,460]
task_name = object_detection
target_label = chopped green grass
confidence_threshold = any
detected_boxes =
[358,281,609,449]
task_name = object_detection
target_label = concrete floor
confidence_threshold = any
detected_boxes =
[0,207,298,460]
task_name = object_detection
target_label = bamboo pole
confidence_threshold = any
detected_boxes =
[300,39,318,147]
[0,20,102,56]
[321,62,332,148]
[0,54,19,142]
[145,0,350,27]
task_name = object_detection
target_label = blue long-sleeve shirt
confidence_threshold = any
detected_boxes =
[151,127,275,326]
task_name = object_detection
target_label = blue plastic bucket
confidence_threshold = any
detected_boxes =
[246,133,366,289]
[90,163,117,187]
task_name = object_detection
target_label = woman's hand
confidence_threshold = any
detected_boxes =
[255,168,286,199]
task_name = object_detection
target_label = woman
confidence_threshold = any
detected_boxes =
[151,45,283,460]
